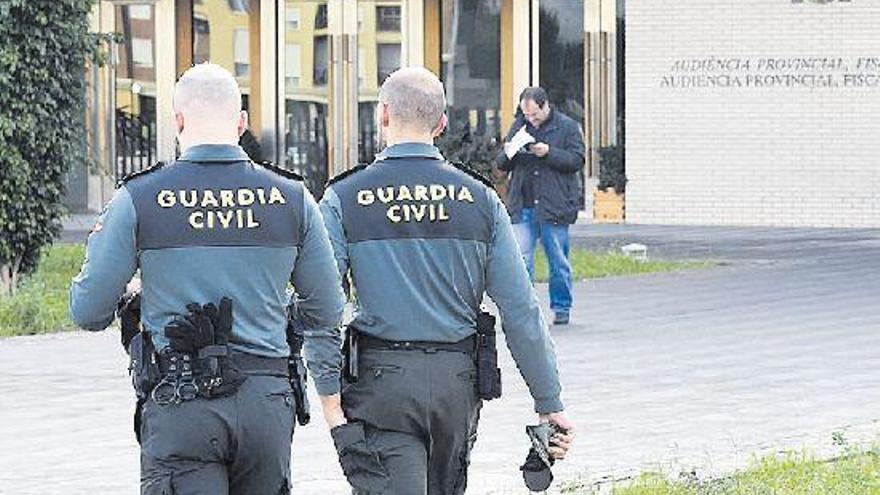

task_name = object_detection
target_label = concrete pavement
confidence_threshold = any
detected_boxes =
[5,224,879,494]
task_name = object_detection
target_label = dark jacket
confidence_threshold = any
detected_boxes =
[495,109,586,224]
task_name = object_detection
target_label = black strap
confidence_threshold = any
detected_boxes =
[158,350,287,375]
[358,333,476,354]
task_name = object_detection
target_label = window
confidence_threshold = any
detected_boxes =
[193,17,210,64]
[441,0,501,137]
[286,8,301,30]
[313,36,329,85]
[228,0,249,12]
[376,6,401,32]
[315,4,328,29]
[377,43,401,85]
[233,29,249,77]
[285,44,302,87]
[129,5,151,20]
[358,47,366,87]
[131,38,153,68]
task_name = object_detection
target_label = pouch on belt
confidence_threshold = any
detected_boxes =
[476,311,502,400]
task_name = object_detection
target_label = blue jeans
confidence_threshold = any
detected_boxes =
[511,208,573,313]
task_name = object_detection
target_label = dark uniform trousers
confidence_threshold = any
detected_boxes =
[140,373,295,495]
[342,348,482,494]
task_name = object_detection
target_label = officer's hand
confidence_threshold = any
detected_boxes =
[530,142,550,157]
[117,291,141,350]
[116,292,141,350]
[320,394,347,429]
[539,411,575,460]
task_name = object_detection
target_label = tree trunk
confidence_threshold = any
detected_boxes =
[0,256,22,298]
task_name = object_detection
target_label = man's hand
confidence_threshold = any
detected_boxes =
[117,291,141,350]
[539,411,575,460]
[320,394,347,429]
[530,142,550,157]
[126,277,142,295]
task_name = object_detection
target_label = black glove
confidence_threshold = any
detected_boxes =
[520,423,559,492]
[202,297,233,346]
[331,423,389,493]
[164,303,215,353]
[202,297,244,398]
[117,292,141,350]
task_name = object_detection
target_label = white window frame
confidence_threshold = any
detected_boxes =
[131,38,154,68]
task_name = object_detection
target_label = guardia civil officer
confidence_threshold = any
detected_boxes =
[320,67,575,494]
[69,63,346,494]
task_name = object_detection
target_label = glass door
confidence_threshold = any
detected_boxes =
[281,0,403,194]
[189,0,264,157]
[282,0,333,192]
[112,3,159,179]
[538,0,623,178]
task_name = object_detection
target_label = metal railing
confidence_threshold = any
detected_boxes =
[115,109,156,181]
[285,109,329,195]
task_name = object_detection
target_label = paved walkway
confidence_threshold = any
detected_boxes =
[4,225,880,494]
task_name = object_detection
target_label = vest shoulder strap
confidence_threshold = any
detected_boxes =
[326,163,370,187]
[117,161,165,188]
[449,161,494,190]
[257,161,305,181]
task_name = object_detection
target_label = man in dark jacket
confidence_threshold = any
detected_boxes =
[495,87,586,325]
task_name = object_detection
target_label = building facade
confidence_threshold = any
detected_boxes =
[626,0,880,228]
[79,0,623,213]
[81,1,880,228]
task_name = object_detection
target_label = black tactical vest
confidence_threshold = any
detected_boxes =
[330,157,496,245]
[124,161,306,250]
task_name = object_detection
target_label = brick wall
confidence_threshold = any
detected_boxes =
[625,0,880,227]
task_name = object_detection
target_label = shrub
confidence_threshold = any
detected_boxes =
[0,0,102,296]
[435,124,500,180]
[597,145,626,194]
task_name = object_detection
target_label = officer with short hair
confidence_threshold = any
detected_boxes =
[69,63,346,494]
[320,67,575,494]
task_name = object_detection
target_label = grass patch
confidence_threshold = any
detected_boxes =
[0,244,705,337]
[603,448,880,495]
[534,247,705,283]
[0,244,84,337]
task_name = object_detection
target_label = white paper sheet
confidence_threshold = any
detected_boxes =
[504,125,536,160]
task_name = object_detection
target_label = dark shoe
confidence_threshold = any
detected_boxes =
[553,312,570,325]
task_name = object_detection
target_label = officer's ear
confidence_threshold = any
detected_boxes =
[237,111,249,137]
[175,112,185,135]
[378,102,391,129]
[431,113,448,139]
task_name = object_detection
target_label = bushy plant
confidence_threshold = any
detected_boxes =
[435,124,500,179]
[597,145,626,194]
[0,0,102,296]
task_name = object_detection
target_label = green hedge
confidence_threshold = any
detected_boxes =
[0,244,84,336]
[0,0,100,296]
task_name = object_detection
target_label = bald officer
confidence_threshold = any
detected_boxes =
[70,63,345,494]
[320,67,575,494]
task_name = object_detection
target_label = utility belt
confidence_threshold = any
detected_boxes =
[342,311,502,401]
[150,348,286,406]
[122,295,312,441]
[358,333,476,354]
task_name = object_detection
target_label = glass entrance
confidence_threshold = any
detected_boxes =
[281,0,403,194]
[539,0,624,178]
[282,0,332,192]
[113,3,159,178]
[189,0,264,158]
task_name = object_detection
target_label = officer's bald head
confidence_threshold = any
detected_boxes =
[378,67,447,140]
[173,63,247,149]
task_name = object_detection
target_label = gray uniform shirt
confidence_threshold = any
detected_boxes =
[320,143,564,413]
[69,144,346,395]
